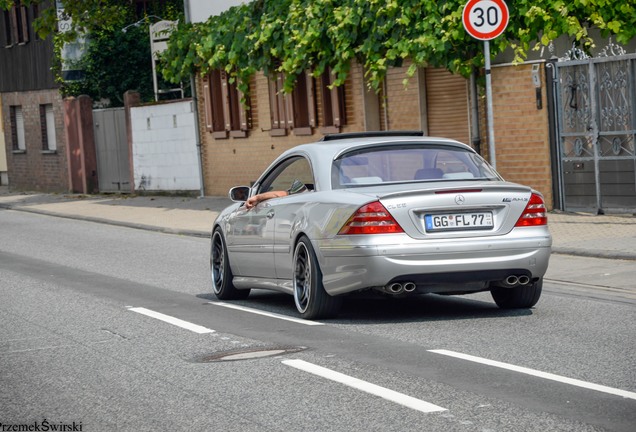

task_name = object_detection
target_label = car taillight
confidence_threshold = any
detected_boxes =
[515,193,548,227]
[338,201,404,235]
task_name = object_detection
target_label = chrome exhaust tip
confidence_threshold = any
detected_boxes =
[403,282,417,293]
[387,283,403,294]
[518,275,531,285]
[505,275,519,286]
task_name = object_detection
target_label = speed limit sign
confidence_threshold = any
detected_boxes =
[462,0,509,41]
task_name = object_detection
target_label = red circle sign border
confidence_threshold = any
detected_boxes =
[462,0,509,41]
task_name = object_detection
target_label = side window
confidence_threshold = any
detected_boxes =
[203,70,249,139]
[260,157,314,194]
[268,71,316,137]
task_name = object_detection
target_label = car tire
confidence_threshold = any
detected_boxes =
[491,278,542,309]
[293,236,342,319]
[211,228,250,300]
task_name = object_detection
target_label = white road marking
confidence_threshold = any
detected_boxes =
[429,349,636,401]
[282,359,447,413]
[128,307,215,334]
[208,302,324,326]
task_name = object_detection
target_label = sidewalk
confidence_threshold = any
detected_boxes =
[1,187,636,261]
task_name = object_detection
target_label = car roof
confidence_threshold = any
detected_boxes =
[258,135,478,192]
[284,135,474,161]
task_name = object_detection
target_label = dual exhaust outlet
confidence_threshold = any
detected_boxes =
[382,281,417,295]
[502,274,531,287]
[380,274,530,294]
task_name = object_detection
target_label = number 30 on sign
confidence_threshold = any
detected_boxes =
[462,0,509,41]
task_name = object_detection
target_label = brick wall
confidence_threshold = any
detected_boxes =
[489,63,553,209]
[195,61,554,208]
[1,89,69,192]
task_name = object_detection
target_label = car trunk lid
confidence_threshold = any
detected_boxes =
[375,181,533,239]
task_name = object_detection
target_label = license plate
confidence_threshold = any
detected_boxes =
[424,212,493,232]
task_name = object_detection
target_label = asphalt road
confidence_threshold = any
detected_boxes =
[1,210,635,432]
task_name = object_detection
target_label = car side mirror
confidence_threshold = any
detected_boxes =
[229,186,250,202]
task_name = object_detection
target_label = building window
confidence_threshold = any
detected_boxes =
[202,70,249,139]
[10,106,26,151]
[319,67,347,134]
[2,8,12,46]
[40,104,57,151]
[268,70,316,137]
[3,1,29,46]
[268,72,289,136]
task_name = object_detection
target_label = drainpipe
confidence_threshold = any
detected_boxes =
[545,57,563,211]
[191,74,205,198]
[469,69,481,155]
[383,79,389,130]
[184,0,205,198]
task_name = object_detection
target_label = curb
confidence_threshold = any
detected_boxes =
[551,249,636,262]
[0,204,210,238]
[4,203,636,261]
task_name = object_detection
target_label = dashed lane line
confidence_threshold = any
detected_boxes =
[128,307,215,334]
[282,359,447,413]
[208,301,325,326]
[429,349,636,401]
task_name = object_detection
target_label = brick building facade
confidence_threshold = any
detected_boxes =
[2,90,69,192]
[194,60,553,208]
[489,62,553,210]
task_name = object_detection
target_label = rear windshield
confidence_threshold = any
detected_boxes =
[331,144,500,188]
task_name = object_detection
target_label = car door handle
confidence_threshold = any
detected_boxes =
[266,210,275,219]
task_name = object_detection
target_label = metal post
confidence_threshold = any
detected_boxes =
[484,40,496,169]
[588,61,602,214]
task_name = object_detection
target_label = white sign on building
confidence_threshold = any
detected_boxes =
[56,0,87,81]
[187,0,247,23]
[149,20,181,101]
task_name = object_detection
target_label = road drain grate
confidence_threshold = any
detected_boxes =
[192,346,307,363]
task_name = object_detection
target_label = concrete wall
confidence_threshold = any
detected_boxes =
[130,100,201,192]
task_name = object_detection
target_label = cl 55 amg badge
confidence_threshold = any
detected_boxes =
[503,197,529,202]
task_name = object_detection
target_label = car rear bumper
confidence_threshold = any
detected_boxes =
[316,231,552,295]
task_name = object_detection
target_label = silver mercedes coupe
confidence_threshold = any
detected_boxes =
[211,132,552,319]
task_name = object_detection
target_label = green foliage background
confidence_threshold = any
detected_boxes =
[159,0,636,94]
[3,0,634,103]
[1,0,183,107]
[60,1,183,106]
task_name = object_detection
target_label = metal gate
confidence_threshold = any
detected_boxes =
[93,108,131,193]
[553,48,636,213]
